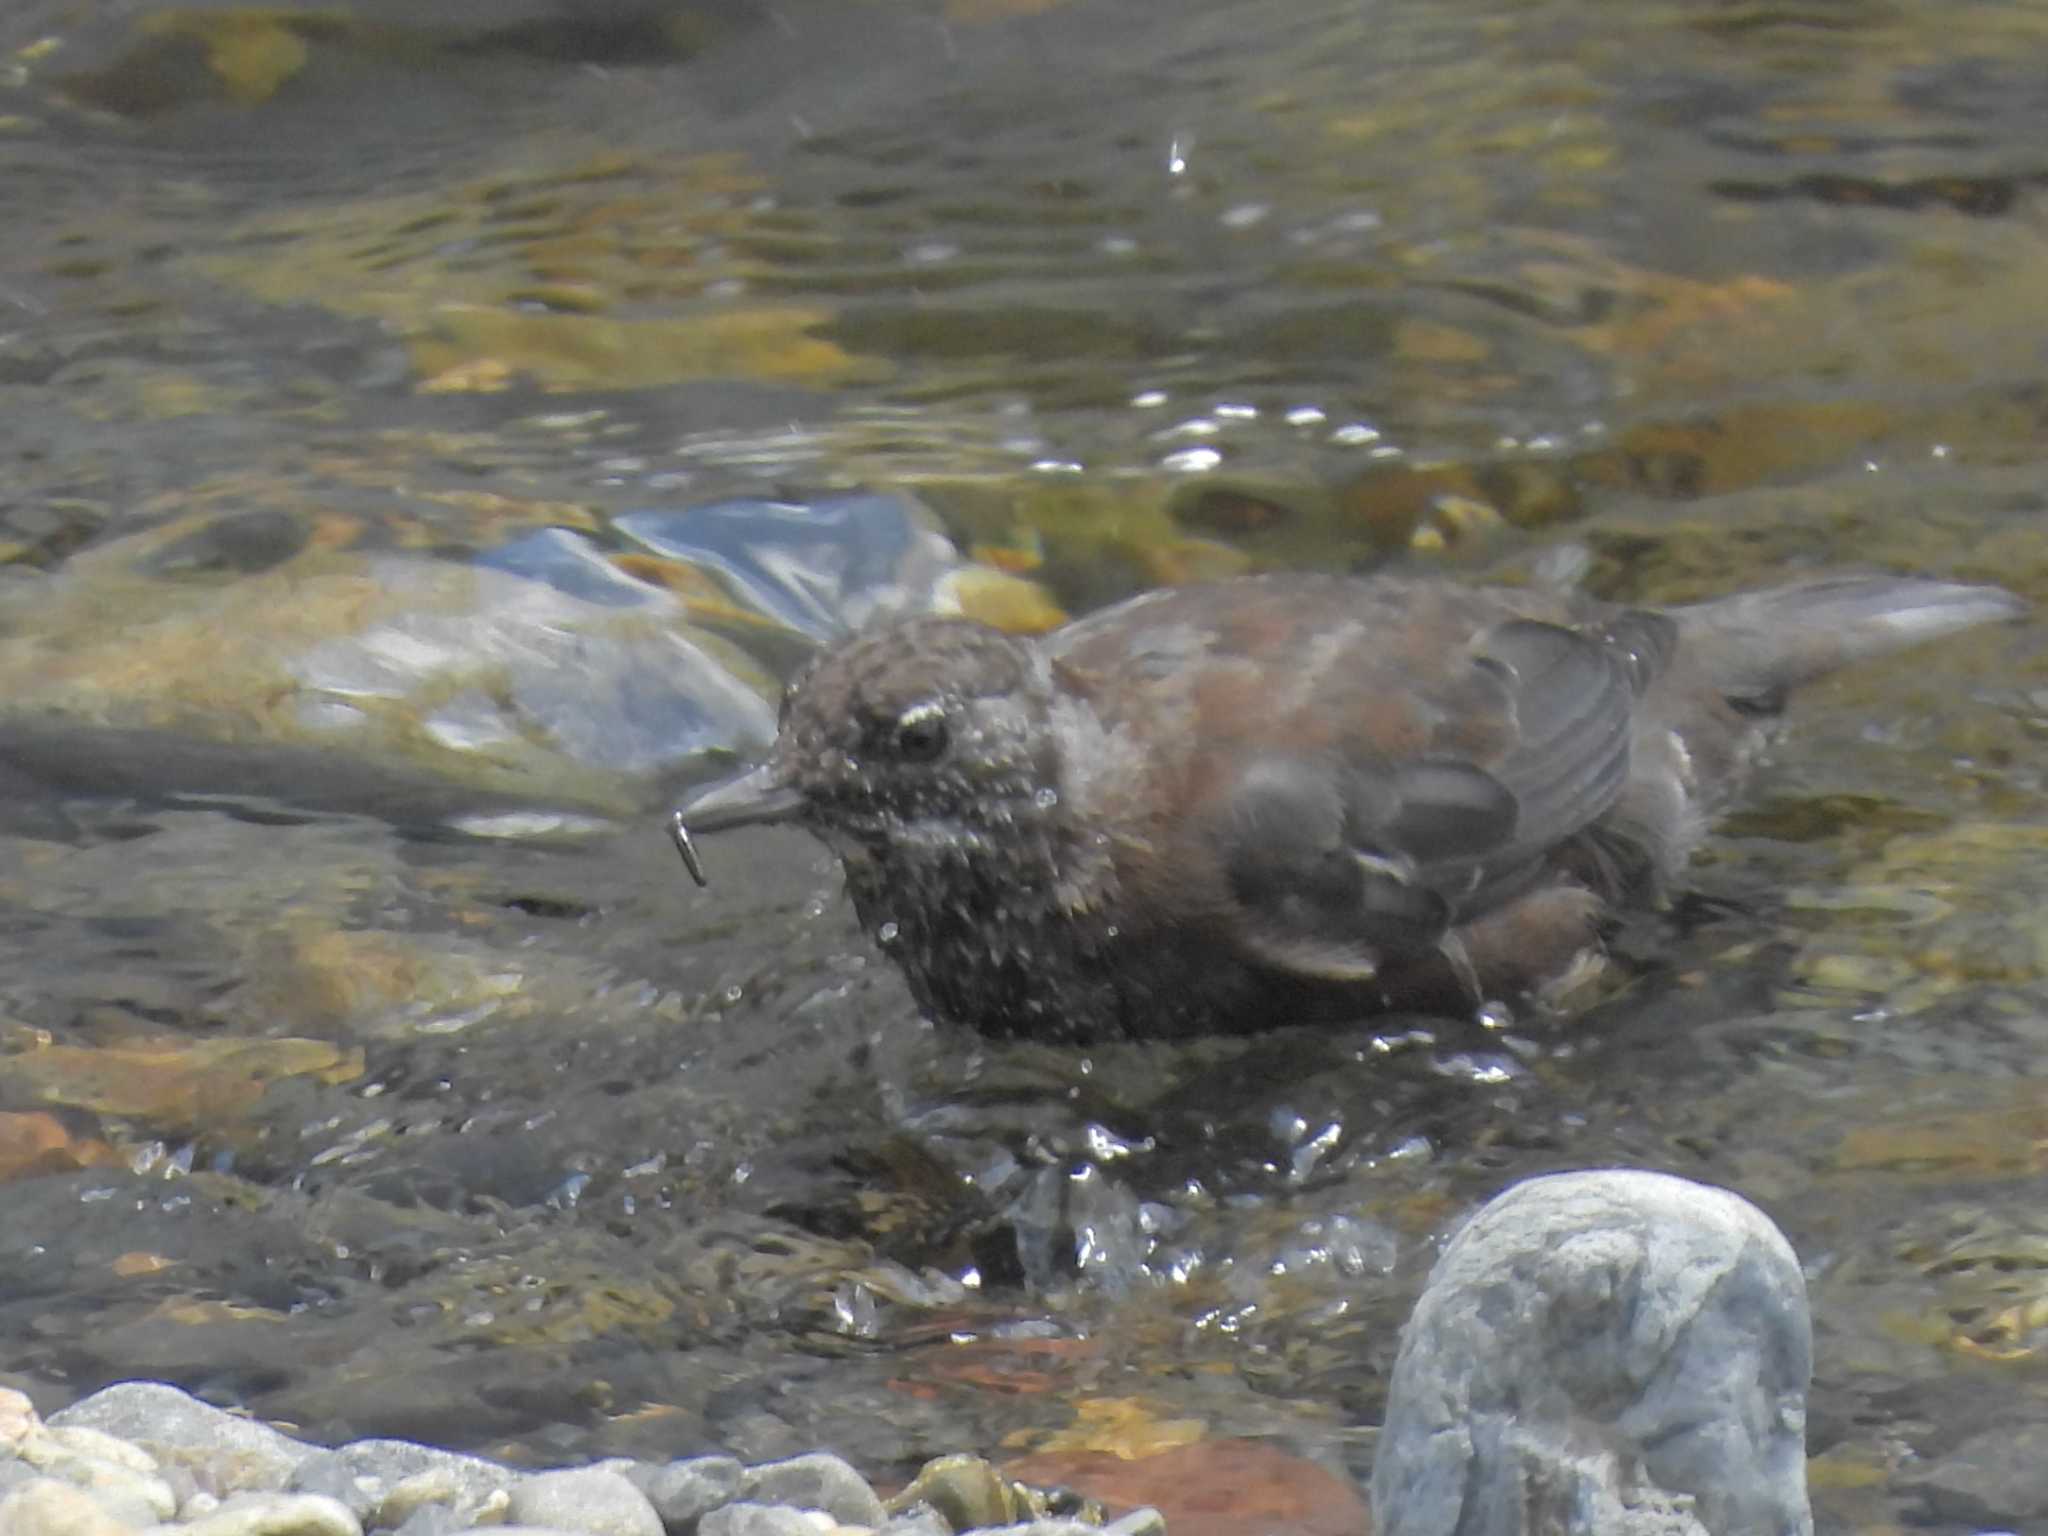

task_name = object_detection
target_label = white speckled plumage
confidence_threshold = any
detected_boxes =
[674,571,2022,1041]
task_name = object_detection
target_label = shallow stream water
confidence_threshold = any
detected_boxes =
[4,2,2048,1530]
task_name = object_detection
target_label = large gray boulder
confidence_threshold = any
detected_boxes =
[1371,1169,1812,1536]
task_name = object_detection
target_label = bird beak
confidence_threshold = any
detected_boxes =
[668,763,805,887]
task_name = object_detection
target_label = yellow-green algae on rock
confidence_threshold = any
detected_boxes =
[196,146,878,393]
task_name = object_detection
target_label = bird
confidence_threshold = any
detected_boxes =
[668,569,2022,1042]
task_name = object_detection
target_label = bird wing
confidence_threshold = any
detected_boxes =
[1213,614,1658,982]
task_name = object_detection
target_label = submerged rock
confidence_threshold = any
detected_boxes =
[0,490,1035,811]
[1370,1169,1812,1536]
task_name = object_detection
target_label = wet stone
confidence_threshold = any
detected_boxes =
[376,1468,514,1529]
[141,508,310,578]
[171,1491,364,1535]
[182,1488,224,1520]
[330,1439,515,1525]
[160,1462,206,1514]
[1371,1169,1811,1536]
[614,492,957,641]
[886,1456,1017,1531]
[41,1424,160,1476]
[508,1465,665,1536]
[620,1453,745,1532]
[0,1475,144,1535]
[0,1461,39,1499]
[15,1422,177,1527]
[880,1506,952,1536]
[1101,1510,1167,1536]
[697,1502,832,1536]
[0,1387,38,1451]
[49,1380,312,1494]
[739,1454,885,1527]
[287,1452,381,1521]
[390,1502,465,1536]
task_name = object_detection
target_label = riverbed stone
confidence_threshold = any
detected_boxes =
[619,1454,745,1532]
[0,1475,144,1536]
[739,1453,884,1527]
[168,1491,364,1536]
[508,1464,665,1536]
[1370,1168,1812,1536]
[285,1452,380,1522]
[13,1420,177,1526]
[879,1507,951,1536]
[326,1436,516,1525]
[0,1461,39,1500]
[698,1502,832,1536]
[886,1455,1018,1532]
[49,1381,311,1494]
[0,1388,39,1453]
[389,1503,466,1536]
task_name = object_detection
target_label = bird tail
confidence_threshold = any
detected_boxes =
[1671,576,2024,707]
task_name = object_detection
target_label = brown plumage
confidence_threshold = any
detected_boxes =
[672,571,2021,1042]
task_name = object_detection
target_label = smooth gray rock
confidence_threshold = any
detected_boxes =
[739,1453,885,1527]
[880,1507,953,1536]
[390,1503,466,1536]
[12,1422,177,1527]
[47,1381,310,1494]
[698,1501,830,1536]
[0,1475,143,1536]
[1371,1169,1812,1536]
[287,1452,381,1522]
[328,1437,515,1527]
[508,1465,665,1536]
[0,1461,41,1497]
[171,1490,364,1536]
[621,1454,745,1533]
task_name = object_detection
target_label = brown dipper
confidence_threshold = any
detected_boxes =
[671,571,2021,1041]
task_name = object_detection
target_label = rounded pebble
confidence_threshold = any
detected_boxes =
[49,1382,312,1497]
[46,1425,161,1476]
[620,1454,744,1532]
[332,1438,516,1501]
[389,1503,465,1536]
[0,1475,145,1536]
[1373,1169,1811,1536]
[284,1454,379,1522]
[887,1456,1015,1532]
[0,1382,1146,1536]
[739,1454,884,1528]
[168,1491,364,1536]
[700,1502,836,1536]
[16,1424,177,1526]
[882,1509,952,1536]
[0,1462,41,1500]
[0,1388,40,1452]
[507,1465,664,1536]
[342,1442,514,1529]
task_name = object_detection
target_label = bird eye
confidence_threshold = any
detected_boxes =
[893,703,950,764]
